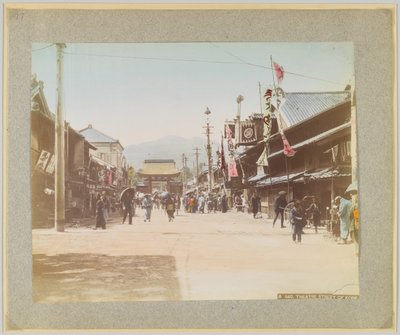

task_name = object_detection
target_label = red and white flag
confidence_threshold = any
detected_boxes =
[281,134,296,157]
[273,61,285,84]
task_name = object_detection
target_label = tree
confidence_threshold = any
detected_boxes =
[127,166,138,187]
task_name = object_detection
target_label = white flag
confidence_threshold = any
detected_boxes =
[256,146,269,166]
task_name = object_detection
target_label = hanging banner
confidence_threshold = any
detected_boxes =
[225,123,235,151]
[271,87,286,111]
[35,150,51,172]
[224,122,235,139]
[238,121,257,145]
[256,145,269,166]
[227,156,238,177]
[261,87,273,142]
[45,154,56,174]
[281,133,296,157]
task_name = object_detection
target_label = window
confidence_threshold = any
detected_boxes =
[340,141,351,163]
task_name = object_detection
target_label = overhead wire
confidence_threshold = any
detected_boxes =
[31,43,55,52]
[61,47,347,87]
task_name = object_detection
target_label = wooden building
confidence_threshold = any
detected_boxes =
[137,159,181,194]
[238,90,353,217]
[31,75,96,226]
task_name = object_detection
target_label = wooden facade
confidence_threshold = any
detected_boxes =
[234,90,354,218]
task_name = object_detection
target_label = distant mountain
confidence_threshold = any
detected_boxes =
[124,136,209,170]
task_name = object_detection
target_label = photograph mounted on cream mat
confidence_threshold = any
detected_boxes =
[4,3,396,332]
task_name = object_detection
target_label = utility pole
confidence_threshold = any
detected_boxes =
[203,107,213,193]
[181,153,187,195]
[236,95,244,145]
[193,147,200,195]
[55,43,66,232]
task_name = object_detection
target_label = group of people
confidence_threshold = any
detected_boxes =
[270,192,357,245]
[119,192,181,224]
[96,187,358,249]
[183,193,228,214]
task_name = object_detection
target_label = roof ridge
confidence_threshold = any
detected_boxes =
[79,126,118,143]
[286,91,350,95]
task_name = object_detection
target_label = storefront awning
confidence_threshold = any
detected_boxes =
[90,155,116,169]
[304,167,351,180]
[255,171,304,188]
[247,173,268,183]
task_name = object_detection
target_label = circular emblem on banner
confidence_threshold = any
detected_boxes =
[243,127,254,139]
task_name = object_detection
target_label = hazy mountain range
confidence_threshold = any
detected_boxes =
[124,136,210,170]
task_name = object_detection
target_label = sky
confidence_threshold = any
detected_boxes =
[31,42,354,148]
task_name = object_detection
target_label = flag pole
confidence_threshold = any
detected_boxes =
[270,55,276,90]
[258,82,263,114]
[271,55,290,197]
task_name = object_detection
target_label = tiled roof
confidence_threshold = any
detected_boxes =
[255,171,304,187]
[280,91,351,127]
[79,125,118,143]
[137,161,180,176]
[247,173,267,183]
[303,167,351,180]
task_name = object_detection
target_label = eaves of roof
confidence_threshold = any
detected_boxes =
[268,122,351,160]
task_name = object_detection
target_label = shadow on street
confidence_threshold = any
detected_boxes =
[33,253,181,302]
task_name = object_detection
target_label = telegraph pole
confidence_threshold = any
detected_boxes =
[193,147,200,195]
[55,43,66,232]
[181,153,187,195]
[236,95,244,144]
[203,107,213,193]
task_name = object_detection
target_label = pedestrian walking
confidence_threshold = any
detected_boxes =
[198,194,205,213]
[335,195,352,244]
[94,194,106,230]
[272,192,287,228]
[291,202,304,244]
[221,194,228,213]
[165,195,176,222]
[122,194,133,225]
[176,194,181,216]
[143,194,153,222]
[251,193,260,219]
[306,197,321,233]
[102,191,111,222]
[330,201,340,239]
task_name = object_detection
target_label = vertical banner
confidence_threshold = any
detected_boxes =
[239,121,257,144]
[225,123,238,178]
[256,145,269,166]
[261,88,273,142]
[35,150,51,172]
[227,157,238,177]
[45,154,56,174]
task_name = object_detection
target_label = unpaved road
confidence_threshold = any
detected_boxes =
[33,208,359,302]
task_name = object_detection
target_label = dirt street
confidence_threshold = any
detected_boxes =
[32,208,359,302]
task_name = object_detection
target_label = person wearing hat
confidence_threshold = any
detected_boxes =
[121,192,133,225]
[334,195,352,244]
[273,192,288,228]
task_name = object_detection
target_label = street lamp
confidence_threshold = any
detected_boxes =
[204,107,213,193]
